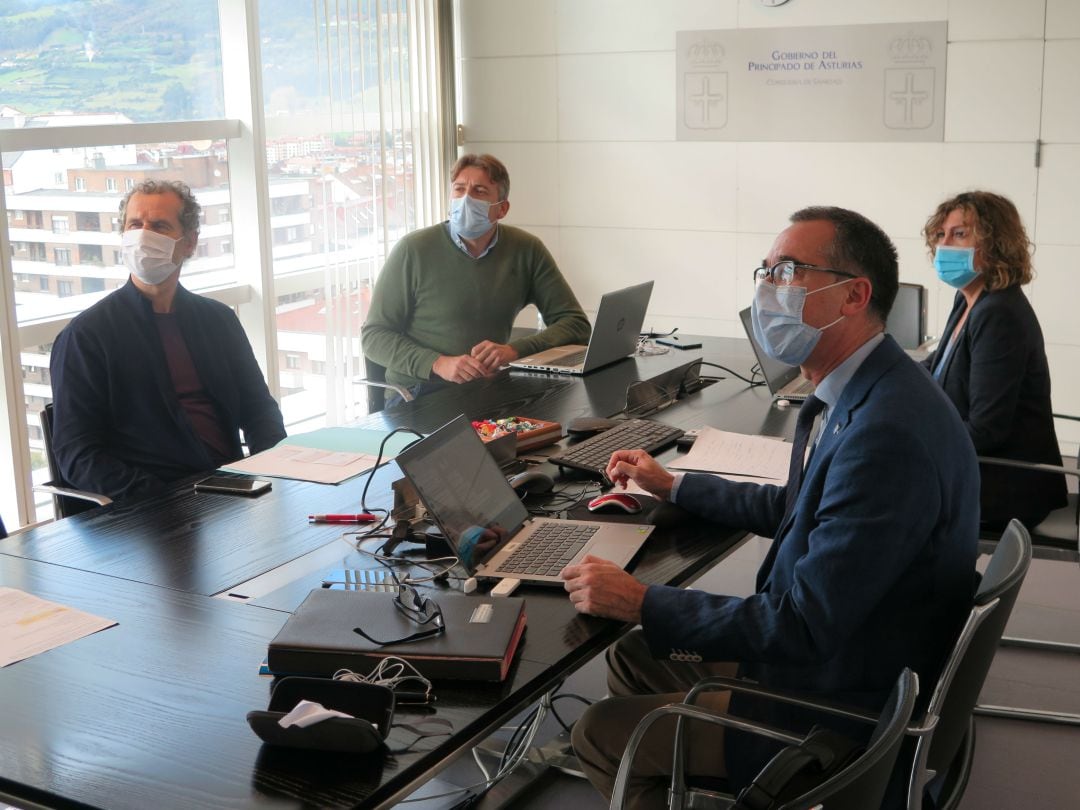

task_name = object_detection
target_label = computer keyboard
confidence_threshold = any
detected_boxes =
[549,348,587,367]
[498,522,599,577]
[549,418,685,476]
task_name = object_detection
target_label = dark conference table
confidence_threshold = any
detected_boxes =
[0,337,796,810]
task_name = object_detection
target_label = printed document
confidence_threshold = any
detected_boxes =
[222,427,418,485]
[668,427,790,483]
[0,587,117,668]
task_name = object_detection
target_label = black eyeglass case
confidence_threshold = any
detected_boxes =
[246,677,395,753]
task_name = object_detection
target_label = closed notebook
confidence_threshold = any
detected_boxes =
[267,588,527,682]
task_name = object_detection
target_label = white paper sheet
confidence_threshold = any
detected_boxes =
[668,426,790,482]
[223,445,382,484]
[0,587,117,668]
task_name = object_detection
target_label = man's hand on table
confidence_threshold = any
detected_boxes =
[606,449,675,500]
[432,353,494,383]
[561,554,647,622]
[471,340,518,373]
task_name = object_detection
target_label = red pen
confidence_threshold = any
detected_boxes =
[308,513,378,523]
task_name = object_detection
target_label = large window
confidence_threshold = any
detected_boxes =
[0,0,454,530]
[259,0,453,430]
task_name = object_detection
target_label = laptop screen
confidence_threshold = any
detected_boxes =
[581,281,654,370]
[738,307,800,394]
[395,415,528,573]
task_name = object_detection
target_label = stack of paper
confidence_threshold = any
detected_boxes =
[668,427,790,484]
[223,427,419,485]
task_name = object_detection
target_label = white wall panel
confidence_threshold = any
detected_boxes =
[940,143,1038,226]
[944,41,1043,142]
[463,142,560,226]
[947,0,1045,41]
[734,0,946,29]
[555,0,736,54]
[1034,145,1080,245]
[1046,0,1080,39]
[559,227,740,333]
[460,57,557,142]
[558,142,738,231]
[458,0,556,58]
[1027,244,1080,346]
[557,53,675,142]
[1041,40,1080,143]
[736,143,943,239]
[1046,343,1080,451]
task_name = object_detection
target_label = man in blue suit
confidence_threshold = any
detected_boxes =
[564,207,980,809]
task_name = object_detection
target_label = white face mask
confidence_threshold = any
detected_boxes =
[121,228,181,285]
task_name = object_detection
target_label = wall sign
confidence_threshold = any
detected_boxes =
[676,21,947,142]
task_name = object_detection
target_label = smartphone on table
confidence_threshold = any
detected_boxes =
[193,475,273,497]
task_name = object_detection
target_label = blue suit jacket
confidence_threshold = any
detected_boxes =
[641,336,980,793]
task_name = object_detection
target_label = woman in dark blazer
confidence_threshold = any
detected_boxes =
[922,190,1066,529]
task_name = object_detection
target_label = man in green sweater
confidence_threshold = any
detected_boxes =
[362,154,591,399]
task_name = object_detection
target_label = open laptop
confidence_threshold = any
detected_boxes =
[509,281,653,375]
[395,415,653,585]
[738,307,815,402]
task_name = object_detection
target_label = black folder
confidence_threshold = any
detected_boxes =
[267,588,527,682]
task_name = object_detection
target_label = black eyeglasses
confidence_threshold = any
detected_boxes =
[353,585,445,646]
[753,261,858,286]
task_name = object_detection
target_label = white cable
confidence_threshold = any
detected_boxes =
[396,696,549,803]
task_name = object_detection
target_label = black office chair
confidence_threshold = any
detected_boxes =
[610,668,918,810]
[971,416,1080,726]
[976,416,1079,563]
[35,403,112,519]
[632,520,1031,810]
[355,356,413,413]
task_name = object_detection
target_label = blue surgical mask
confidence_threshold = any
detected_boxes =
[751,279,849,366]
[933,246,978,289]
[449,195,500,241]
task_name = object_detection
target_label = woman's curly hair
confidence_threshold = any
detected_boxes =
[922,191,1033,291]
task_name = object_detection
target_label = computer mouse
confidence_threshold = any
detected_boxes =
[566,416,622,438]
[587,492,643,515]
[508,469,555,496]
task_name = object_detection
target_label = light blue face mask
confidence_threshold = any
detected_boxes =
[933,246,979,289]
[751,279,850,366]
[449,195,501,241]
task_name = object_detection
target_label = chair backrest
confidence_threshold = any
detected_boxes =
[775,668,919,810]
[911,519,1032,804]
[40,403,98,519]
[363,355,388,414]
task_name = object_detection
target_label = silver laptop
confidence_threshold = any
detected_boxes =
[395,415,653,585]
[510,281,654,375]
[738,307,815,402]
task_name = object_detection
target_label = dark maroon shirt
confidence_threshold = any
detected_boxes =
[155,313,233,465]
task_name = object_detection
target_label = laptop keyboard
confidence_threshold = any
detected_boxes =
[786,377,815,397]
[550,419,685,475]
[548,349,587,367]
[498,522,599,577]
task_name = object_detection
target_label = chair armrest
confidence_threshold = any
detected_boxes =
[353,377,414,403]
[32,483,112,507]
[683,675,880,725]
[977,456,1080,477]
[610,703,804,810]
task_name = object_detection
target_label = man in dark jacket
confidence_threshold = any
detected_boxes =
[50,180,285,501]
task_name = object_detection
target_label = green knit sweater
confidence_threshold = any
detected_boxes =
[362,224,591,387]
